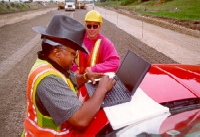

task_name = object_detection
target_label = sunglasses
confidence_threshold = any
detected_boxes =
[86,24,99,29]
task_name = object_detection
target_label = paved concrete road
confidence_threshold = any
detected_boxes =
[0,7,57,27]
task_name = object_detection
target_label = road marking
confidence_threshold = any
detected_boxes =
[0,34,40,79]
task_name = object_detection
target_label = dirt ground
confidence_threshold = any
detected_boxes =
[103,6,200,38]
[0,6,199,136]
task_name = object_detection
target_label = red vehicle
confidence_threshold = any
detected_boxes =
[78,64,200,136]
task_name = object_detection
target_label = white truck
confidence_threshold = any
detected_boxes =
[65,0,75,11]
[58,0,87,11]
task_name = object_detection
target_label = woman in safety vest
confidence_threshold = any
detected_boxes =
[21,14,116,137]
[72,10,120,74]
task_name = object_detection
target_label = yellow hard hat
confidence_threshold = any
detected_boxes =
[84,10,103,24]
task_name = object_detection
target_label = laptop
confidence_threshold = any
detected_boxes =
[85,50,151,108]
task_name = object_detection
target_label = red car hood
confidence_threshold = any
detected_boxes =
[79,64,200,136]
[140,64,200,103]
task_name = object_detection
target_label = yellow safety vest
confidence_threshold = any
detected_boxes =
[22,58,76,137]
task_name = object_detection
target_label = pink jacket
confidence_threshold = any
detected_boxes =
[72,33,120,73]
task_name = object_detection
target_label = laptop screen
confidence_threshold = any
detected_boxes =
[116,50,151,95]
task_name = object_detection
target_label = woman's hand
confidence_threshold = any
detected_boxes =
[85,72,104,84]
[76,72,104,87]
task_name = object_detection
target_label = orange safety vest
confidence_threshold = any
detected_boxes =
[22,59,77,137]
[76,39,102,74]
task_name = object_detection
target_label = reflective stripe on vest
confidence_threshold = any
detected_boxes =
[90,39,101,66]
[24,116,71,136]
[77,39,102,74]
[23,59,76,136]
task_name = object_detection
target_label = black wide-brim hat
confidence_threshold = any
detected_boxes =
[32,14,89,54]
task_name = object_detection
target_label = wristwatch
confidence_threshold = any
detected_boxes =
[83,72,88,80]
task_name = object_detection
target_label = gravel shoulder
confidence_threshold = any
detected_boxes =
[92,6,200,65]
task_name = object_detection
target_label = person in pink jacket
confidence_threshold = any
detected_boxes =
[72,10,120,74]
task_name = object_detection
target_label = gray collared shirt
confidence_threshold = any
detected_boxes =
[36,72,82,126]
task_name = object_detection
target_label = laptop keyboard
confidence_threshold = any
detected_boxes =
[86,76,132,107]
[103,76,131,104]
